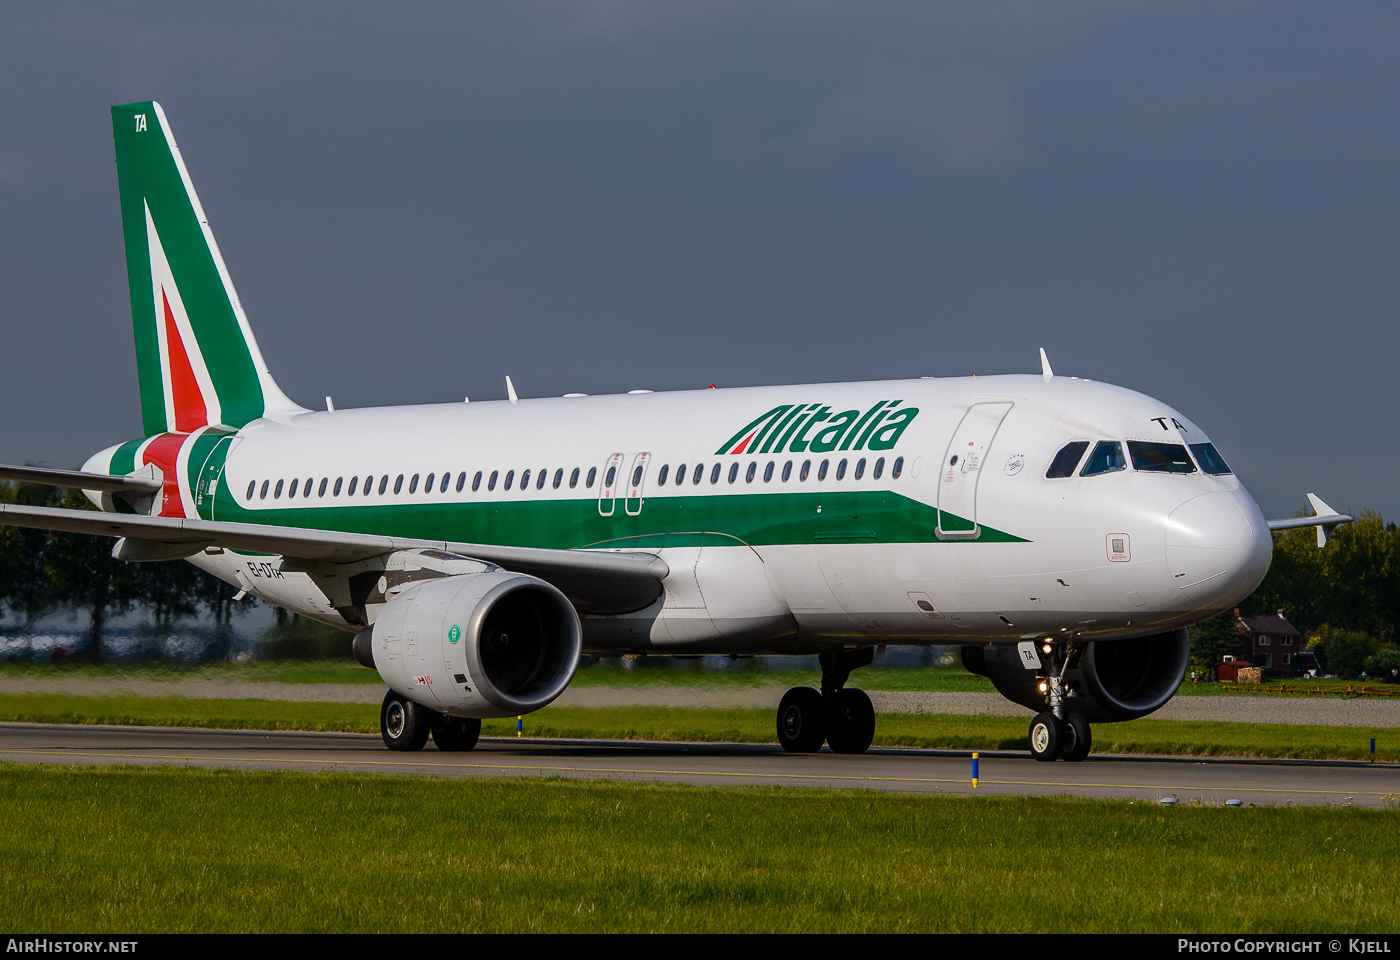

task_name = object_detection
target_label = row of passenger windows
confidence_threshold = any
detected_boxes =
[1044,440,1231,479]
[246,467,596,502]
[242,455,906,502]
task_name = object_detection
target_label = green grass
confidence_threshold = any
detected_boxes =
[0,658,383,684]
[2,694,1395,760]
[0,764,1393,932]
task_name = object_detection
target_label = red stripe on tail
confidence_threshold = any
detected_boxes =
[142,433,189,518]
[162,288,207,432]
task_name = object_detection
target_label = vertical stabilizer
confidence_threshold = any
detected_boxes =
[112,101,305,435]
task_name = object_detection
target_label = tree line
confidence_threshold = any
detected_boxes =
[4,479,1399,674]
[0,481,246,661]
[1190,509,1400,678]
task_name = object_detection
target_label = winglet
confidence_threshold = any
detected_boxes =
[1265,493,1354,548]
[506,376,518,405]
[1039,348,1053,382]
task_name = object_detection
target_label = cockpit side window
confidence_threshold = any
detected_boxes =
[1128,441,1196,474]
[1080,441,1126,477]
[1189,443,1232,476]
[1045,441,1090,479]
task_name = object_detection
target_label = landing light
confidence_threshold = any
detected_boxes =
[1041,642,1052,654]
[1038,682,1047,693]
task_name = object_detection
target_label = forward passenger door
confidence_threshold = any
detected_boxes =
[937,402,1013,539]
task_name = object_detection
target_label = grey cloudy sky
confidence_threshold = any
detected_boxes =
[2,1,1397,519]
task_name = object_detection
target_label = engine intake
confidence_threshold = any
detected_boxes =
[357,571,582,719]
[962,628,1190,723]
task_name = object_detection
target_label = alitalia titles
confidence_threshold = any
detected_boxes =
[716,400,919,456]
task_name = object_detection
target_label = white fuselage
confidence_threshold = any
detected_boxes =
[87,373,1273,654]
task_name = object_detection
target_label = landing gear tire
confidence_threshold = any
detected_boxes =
[777,687,827,753]
[1028,712,1062,762]
[826,688,876,755]
[381,690,430,752]
[431,715,482,752]
[1059,712,1091,762]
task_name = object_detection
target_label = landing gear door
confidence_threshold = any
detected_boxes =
[598,453,623,517]
[624,452,650,516]
[937,402,1013,539]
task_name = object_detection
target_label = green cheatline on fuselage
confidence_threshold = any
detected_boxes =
[199,465,1028,550]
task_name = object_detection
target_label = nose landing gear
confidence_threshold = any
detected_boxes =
[776,647,877,754]
[1028,641,1093,762]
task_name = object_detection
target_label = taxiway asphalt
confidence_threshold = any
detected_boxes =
[1,722,1394,807]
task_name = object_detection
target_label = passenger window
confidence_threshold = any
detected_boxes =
[440,473,450,493]
[801,460,811,481]
[348,476,358,496]
[657,465,670,486]
[605,466,616,488]
[1128,441,1196,474]
[520,469,531,490]
[729,463,740,484]
[836,459,847,480]
[632,466,644,487]
[892,457,904,479]
[424,473,434,493]
[745,462,756,483]
[504,470,515,491]
[818,460,829,480]
[247,481,256,501]
[304,478,313,498]
[586,467,596,488]
[854,458,866,480]
[1080,441,1126,477]
[711,463,721,484]
[471,471,481,492]
[488,471,498,491]
[873,458,884,480]
[274,480,284,499]
[675,464,687,485]
[1046,441,1090,479]
[327,477,337,497]
[409,474,419,494]
[537,469,547,490]
[394,475,405,494]
[781,461,792,482]
[694,464,706,485]
[379,476,390,495]
[570,467,580,489]
[553,468,564,489]
[287,478,297,498]
[1189,443,1232,476]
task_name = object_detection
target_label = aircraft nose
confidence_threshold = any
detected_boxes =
[1164,491,1272,609]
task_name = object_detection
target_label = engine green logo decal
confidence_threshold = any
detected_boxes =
[447,624,461,644]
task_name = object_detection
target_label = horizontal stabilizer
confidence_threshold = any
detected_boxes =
[0,463,162,496]
[1265,493,1353,547]
[0,502,668,613]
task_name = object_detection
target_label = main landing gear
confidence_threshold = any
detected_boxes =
[777,647,877,754]
[1028,641,1092,762]
[380,690,481,752]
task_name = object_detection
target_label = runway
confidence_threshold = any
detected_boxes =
[1,722,1395,807]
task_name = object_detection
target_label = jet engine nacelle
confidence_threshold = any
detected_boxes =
[962,628,1190,723]
[354,571,582,719]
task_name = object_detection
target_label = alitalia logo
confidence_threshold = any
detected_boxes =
[716,400,919,456]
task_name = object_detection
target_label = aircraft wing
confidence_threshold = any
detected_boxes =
[1265,493,1353,547]
[0,502,668,614]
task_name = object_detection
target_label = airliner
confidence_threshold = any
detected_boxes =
[0,102,1351,760]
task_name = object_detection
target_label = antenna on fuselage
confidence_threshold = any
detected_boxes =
[1039,348,1054,382]
[506,376,518,405]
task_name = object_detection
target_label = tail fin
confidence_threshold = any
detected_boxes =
[112,101,304,435]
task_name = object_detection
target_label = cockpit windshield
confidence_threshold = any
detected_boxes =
[1128,441,1196,473]
[1045,441,1090,478]
[1189,442,1232,476]
[1079,441,1126,477]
